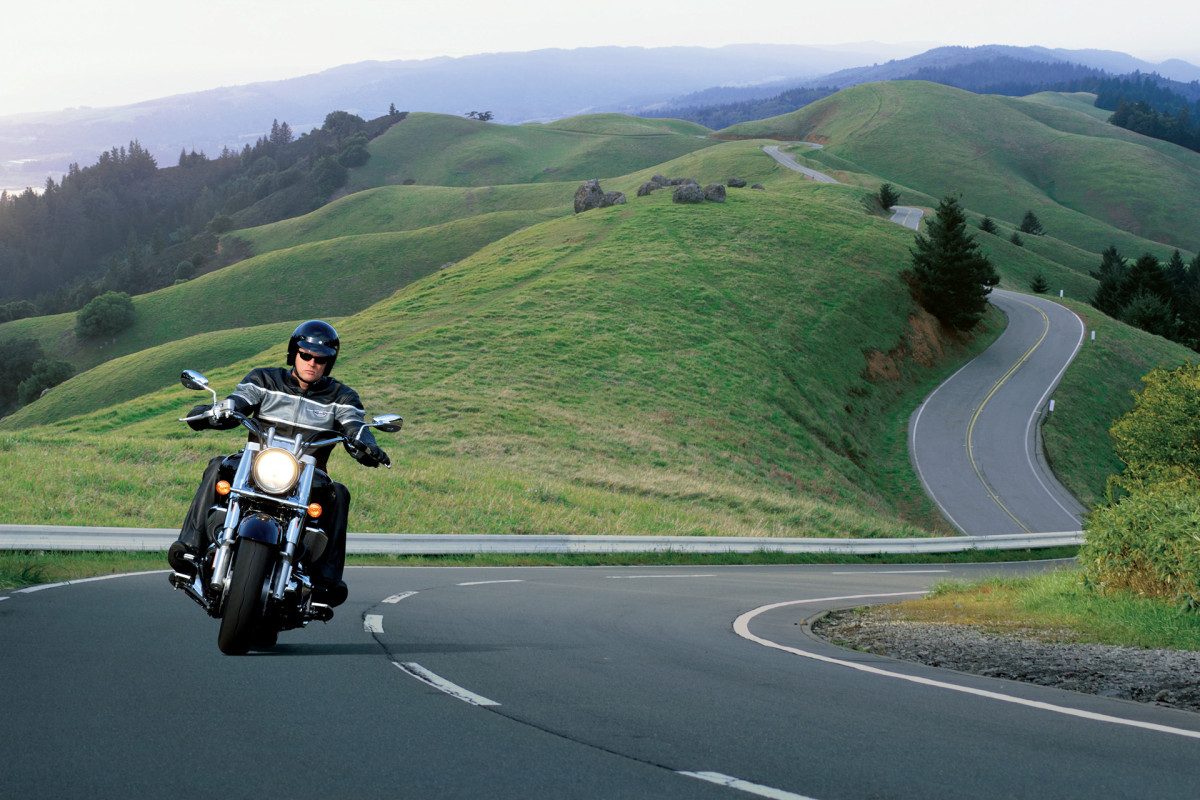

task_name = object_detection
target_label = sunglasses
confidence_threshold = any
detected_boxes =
[296,351,330,365]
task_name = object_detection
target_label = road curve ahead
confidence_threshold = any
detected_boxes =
[909,289,1086,535]
[762,144,838,183]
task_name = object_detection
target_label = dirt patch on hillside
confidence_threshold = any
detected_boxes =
[863,308,949,382]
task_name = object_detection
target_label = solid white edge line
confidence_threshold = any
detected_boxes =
[735,594,1200,741]
[14,570,166,593]
[393,661,500,706]
[457,580,524,586]
[678,771,819,800]
[364,614,384,633]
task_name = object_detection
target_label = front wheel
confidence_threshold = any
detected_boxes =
[217,539,273,655]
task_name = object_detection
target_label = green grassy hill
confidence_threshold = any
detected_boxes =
[0,212,551,386]
[345,112,720,192]
[2,98,1197,540]
[720,81,1200,261]
[1,168,988,537]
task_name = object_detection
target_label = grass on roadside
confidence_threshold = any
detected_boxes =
[880,568,1200,651]
[0,548,1080,591]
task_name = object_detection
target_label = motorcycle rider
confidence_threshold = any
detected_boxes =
[167,320,389,607]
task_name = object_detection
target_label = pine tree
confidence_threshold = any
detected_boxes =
[905,194,999,330]
[1019,210,1045,236]
[1091,245,1127,317]
[877,183,900,210]
[978,216,998,234]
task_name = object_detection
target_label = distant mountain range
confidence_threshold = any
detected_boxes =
[2,43,1197,193]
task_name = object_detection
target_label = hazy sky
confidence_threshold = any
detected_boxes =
[4,0,1195,118]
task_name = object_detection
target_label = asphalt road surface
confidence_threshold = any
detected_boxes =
[4,564,1199,799]
[888,205,924,230]
[910,289,1087,535]
[762,144,839,183]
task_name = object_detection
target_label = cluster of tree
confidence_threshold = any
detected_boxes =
[1108,99,1200,152]
[0,108,407,317]
[0,333,74,415]
[464,111,494,121]
[902,57,1107,97]
[645,87,837,130]
[978,210,1043,247]
[1092,245,1200,348]
[902,194,1000,331]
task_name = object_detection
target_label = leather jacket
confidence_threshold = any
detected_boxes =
[198,367,378,471]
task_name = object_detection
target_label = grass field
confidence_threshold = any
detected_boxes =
[3,93,1197,548]
[345,112,721,191]
[720,81,1200,261]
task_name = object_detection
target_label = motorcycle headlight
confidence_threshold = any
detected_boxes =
[252,448,300,495]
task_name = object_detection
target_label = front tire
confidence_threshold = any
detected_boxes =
[217,539,273,655]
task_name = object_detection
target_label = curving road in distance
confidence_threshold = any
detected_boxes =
[910,289,1086,535]
[1,151,1139,799]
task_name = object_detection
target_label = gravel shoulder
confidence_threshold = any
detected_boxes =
[813,607,1200,712]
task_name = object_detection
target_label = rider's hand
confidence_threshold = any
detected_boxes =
[187,404,213,431]
[350,441,390,468]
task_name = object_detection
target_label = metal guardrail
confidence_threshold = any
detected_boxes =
[0,525,1083,555]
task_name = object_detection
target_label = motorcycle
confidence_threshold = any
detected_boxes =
[169,368,402,655]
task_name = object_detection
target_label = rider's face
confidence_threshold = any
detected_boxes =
[294,348,329,386]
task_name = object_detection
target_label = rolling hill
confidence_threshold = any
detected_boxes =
[2,85,1196,540]
[719,81,1200,260]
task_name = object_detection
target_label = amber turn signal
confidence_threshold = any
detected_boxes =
[216,480,231,496]
[307,503,323,519]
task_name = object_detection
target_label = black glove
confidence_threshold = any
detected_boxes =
[186,404,213,431]
[347,440,390,468]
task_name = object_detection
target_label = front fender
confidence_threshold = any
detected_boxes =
[238,514,282,546]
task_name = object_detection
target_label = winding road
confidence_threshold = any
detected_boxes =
[3,147,1160,798]
[910,289,1086,535]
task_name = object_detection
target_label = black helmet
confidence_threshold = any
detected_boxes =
[287,320,341,374]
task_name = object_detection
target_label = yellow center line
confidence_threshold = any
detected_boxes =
[964,297,1051,532]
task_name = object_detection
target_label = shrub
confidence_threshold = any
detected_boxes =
[16,359,74,405]
[1082,480,1200,605]
[1082,363,1200,607]
[75,291,135,340]
[337,143,371,168]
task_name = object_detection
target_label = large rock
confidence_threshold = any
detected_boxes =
[601,191,626,207]
[637,182,661,197]
[703,183,727,203]
[727,178,747,188]
[574,179,605,213]
[672,184,705,204]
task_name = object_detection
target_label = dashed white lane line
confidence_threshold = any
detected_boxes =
[363,614,385,633]
[457,580,523,586]
[393,661,500,706]
[735,593,1200,741]
[383,591,418,603]
[679,771,818,800]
